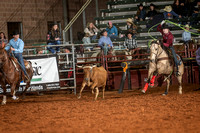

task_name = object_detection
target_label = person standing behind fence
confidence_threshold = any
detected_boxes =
[182,24,192,45]
[47,22,61,54]
[135,3,146,21]
[163,5,181,19]
[125,18,137,38]
[124,32,137,60]
[84,22,99,41]
[98,29,113,55]
[195,47,200,91]
[0,32,8,44]
[106,21,118,40]
[146,3,157,20]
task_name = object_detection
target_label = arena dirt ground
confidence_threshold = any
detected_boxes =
[0,83,200,133]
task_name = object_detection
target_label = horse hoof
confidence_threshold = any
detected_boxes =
[12,96,19,100]
[149,84,154,88]
[1,101,6,105]
[179,92,182,95]
[141,90,146,94]
[162,93,168,96]
[22,95,26,100]
[77,96,81,99]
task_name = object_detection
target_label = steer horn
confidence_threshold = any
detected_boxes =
[92,65,97,68]
[76,65,83,68]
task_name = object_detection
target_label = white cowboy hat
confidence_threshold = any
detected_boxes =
[185,24,190,28]
[163,5,172,12]
[126,18,133,24]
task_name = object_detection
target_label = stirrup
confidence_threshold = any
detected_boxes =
[175,71,181,76]
[24,74,30,81]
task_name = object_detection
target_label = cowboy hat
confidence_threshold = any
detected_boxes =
[162,24,171,30]
[53,21,58,26]
[126,18,133,24]
[185,24,190,28]
[163,5,172,12]
[137,3,143,8]
[12,31,20,36]
[150,3,156,8]
[125,31,133,37]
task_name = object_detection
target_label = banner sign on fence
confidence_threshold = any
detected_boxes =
[0,55,60,93]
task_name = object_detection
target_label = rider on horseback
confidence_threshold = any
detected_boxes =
[157,20,181,76]
[4,31,29,80]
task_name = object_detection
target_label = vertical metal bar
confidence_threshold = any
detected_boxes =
[63,30,66,43]
[95,0,99,17]
[20,22,23,40]
[72,44,76,95]
[82,10,86,30]
[127,69,132,90]
[70,27,73,44]
[62,0,69,42]
[119,71,127,93]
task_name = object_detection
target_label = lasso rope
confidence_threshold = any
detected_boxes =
[147,19,200,47]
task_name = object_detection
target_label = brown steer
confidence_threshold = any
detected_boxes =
[77,65,107,100]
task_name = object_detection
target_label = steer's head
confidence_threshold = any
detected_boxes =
[77,65,96,86]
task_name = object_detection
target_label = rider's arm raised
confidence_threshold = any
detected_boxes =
[157,24,163,35]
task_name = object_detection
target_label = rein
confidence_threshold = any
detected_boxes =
[150,43,165,63]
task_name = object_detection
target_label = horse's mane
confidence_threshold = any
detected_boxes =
[151,40,170,55]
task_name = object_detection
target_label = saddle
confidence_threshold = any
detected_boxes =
[159,46,182,66]
[10,57,30,82]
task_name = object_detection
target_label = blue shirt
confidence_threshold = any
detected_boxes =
[196,47,200,66]
[138,9,146,20]
[106,25,118,36]
[163,11,179,19]
[98,36,113,48]
[182,31,191,41]
[5,38,24,53]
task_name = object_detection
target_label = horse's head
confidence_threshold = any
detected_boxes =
[0,42,7,67]
[149,40,162,63]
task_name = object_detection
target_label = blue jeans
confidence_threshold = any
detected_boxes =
[108,34,118,40]
[90,35,97,41]
[13,53,28,76]
[169,46,179,70]
[47,40,61,54]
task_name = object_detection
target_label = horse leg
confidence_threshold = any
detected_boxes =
[177,75,183,94]
[22,81,31,99]
[94,87,99,101]
[1,83,7,105]
[163,75,170,96]
[77,82,86,99]
[142,64,155,93]
[11,83,19,100]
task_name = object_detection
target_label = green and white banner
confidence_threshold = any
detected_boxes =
[0,55,60,93]
[26,56,59,84]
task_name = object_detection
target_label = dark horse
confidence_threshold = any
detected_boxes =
[0,43,33,105]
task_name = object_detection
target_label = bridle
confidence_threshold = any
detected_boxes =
[150,42,164,63]
[0,49,9,79]
[0,49,7,67]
